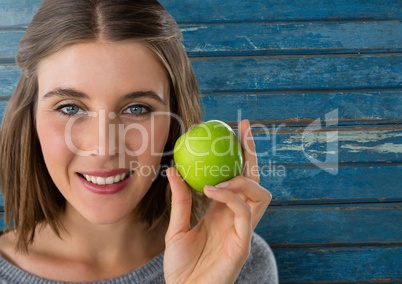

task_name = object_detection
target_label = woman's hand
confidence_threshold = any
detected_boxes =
[164,119,272,284]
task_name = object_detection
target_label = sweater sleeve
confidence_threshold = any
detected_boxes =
[235,233,279,284]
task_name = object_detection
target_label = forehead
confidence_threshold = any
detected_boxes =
[37,41,170,100]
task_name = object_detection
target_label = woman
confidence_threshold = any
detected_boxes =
[0,0,278,283]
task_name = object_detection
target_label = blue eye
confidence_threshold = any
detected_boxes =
[129,106,144,114]
[124,105,151,116]
[57,104,84,116]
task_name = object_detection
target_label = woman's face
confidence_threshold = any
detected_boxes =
[36,41,171,224]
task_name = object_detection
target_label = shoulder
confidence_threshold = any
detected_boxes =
[0,230,16,258]
[0,230,22,271]
[236,232,279,284]
[0,231,19,278]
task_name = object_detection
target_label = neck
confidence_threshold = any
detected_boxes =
[37,205,167,275]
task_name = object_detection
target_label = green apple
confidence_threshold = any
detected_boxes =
[173,120,244,193]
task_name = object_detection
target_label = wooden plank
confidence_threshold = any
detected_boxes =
[160,0,402,23]
[254,128,402,166]
[190,54,402,93]
[2,0,402,28]
[2,21,401,59]
[256,203,402,246]
[262,165,402,204]
[181,21,402,56]
[0,0,39,28]
[201,91,402,123]
[271,245,402,283]
[2,54,402,95]
[0,30,23,59]
[1,0,402,28]
[0,64,20,97]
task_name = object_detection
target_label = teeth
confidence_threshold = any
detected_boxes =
[97,177,106,185]
[82,172,130,185]
[105,176,114,185]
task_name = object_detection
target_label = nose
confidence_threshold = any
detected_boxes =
[95,110,122,157]
[67,109,122,158]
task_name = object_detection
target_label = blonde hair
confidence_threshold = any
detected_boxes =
[0,0,209,252]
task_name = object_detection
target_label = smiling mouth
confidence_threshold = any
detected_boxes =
[77,171,133,186]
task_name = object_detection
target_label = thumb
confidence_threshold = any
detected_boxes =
[166,167,192,241]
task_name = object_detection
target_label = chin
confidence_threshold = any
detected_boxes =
[83,209,136,226]
[66,199,138,226]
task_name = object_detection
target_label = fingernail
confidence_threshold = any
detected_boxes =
[215,181,229,189]
[204,185,217,191]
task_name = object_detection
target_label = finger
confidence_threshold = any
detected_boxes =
[217,176,271,204]
[204,185,253,242]
[216,176,272,229]
[238,119,259,183]
[166,167,192,241]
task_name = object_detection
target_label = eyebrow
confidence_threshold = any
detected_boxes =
[121,90,167,106]
[41,88,167,106]
[42,88,89,100]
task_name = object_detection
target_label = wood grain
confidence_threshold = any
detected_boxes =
[257,203,402,245]
[201,91,402,123]
[3,0,401,27]
[2,53,402,95]
[0,0,38,28]
[2,21,401,60]
[181,21,402,56]
[272,245,402,283]
[262,165,402,204]
[255,128,402,166]
[190,54,402,93]
[160,0,402,23]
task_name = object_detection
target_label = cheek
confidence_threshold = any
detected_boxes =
[36,116,72,167]
[148,115,171,156]
[124,116,170,160]
[120,117,170,182]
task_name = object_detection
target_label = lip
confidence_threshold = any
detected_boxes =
[77,169,133,195]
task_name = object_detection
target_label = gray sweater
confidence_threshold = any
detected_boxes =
[0,233,278,283]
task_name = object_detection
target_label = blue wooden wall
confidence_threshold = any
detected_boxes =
[1,0,402,282]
